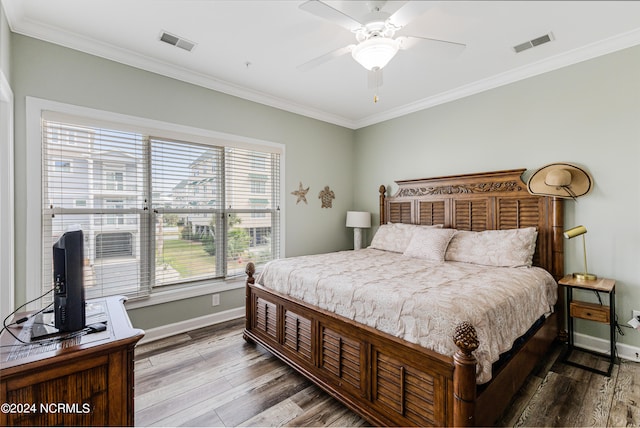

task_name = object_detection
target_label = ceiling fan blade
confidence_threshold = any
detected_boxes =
[299,0,363,31]
[297,45,355,72]
[399,35,466,54]
[388,1,435,28]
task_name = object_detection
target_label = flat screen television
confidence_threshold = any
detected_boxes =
[52,229,86,332]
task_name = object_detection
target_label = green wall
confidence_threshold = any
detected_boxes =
[353,45,640,348]
[129,289,244,329]
[10,34,355,330]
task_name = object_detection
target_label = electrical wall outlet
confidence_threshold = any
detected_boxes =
[634,310,640,320]
[212,294,220,307]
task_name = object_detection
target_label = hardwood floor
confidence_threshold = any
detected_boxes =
[134,318,640,427]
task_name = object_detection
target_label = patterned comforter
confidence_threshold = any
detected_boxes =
[256,248,557,383]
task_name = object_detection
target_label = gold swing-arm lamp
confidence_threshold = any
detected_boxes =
[563,225,597,281]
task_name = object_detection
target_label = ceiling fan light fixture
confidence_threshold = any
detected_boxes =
[351,37,400,71]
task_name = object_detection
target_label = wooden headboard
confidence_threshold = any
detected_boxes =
[379,169,564,280]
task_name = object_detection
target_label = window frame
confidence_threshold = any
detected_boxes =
[26,97,285,308]
[0,70,14,320]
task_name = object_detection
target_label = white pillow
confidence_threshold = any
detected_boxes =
[445,227,538,267]
[392,223,443,231]
[369,224,413,253]
[370,223,444,253]
[403,228,457,262]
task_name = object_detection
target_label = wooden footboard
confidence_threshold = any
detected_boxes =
[244,263,558,427]
[244,263,483,427]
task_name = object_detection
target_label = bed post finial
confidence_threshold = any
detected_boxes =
[453,321,479,354]
[452,321,478,427]
[244,262,256,338]
[245,262,255,285]
[379,185,386,225]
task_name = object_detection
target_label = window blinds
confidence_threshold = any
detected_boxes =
[42,119,149,300]
[41,114,281,300]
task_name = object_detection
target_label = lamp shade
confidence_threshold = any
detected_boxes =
[346,211,371,228]
[563,225,587,239]
[563,224,596,280]
[351,37,400,71]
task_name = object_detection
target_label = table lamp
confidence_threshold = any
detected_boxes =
[346,211,371,250]
[563,225,597,281]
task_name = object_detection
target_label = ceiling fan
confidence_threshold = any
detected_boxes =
[298,0,466,99]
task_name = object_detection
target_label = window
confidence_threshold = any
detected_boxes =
[250,174,267,194]
[104,166,125,191]
[96,232,133,258]
[105,199,125,225]
[54,160,71,172]
[39,111,282,301]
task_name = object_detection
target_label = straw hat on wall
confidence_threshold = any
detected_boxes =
[527,163,593,199]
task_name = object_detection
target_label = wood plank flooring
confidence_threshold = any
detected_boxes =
[134,318,640,427]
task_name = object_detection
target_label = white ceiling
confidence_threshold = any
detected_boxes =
[4,0,640,129]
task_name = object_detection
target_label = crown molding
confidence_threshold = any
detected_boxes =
[354,27,640,129]
[6,9,640,130]
[7,15,357,129]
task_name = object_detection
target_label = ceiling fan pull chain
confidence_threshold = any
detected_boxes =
[369,67,382,103]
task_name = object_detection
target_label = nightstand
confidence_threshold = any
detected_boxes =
[559,275,616,376]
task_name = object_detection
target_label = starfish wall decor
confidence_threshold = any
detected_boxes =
[291,182,309,204]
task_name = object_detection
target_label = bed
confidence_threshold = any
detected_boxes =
[243,169,564,427]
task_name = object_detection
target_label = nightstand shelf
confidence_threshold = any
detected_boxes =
[559,275,616,376]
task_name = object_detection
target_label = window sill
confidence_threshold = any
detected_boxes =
[124,277,245,309]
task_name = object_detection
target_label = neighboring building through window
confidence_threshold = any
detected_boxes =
[40,113,282,300]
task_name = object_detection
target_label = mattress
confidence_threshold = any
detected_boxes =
[257,248,557,383]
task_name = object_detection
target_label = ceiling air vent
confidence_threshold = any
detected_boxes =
[513,32,554,53]
[159,31,196,52]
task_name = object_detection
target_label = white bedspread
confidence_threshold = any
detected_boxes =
[257,248,557,384]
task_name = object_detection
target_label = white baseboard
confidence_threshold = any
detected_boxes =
[574,332,640,363]
[136,306,244,345]
[136,311,640,364]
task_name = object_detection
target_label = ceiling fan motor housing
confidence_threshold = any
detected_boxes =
[354,19,398,42]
